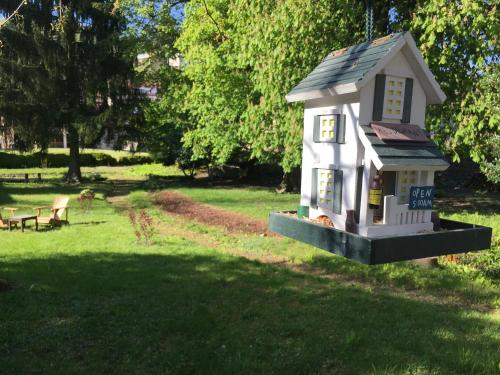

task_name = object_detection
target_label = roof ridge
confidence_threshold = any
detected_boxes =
[329,32,404,60]
[286,31,445,104]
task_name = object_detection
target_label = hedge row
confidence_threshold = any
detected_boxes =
[0,151,152,168]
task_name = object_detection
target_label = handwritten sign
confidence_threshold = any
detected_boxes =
[409,186,435,210]
[371,122,429,142]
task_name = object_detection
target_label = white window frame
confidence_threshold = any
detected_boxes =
[383,75,406,120]
[317,168,335,210]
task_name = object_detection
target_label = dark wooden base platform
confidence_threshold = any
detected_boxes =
[268,212,492,265]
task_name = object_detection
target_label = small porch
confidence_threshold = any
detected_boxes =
[359,195,434,237]
[357,124,449,237]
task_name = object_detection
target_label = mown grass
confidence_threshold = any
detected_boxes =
[173,186,298,219]
[0,164,182,182]
[130,190,500,309]
[1,168,499,374]
[173,183,500,288]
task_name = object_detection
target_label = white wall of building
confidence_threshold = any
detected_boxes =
[300,95,361,230]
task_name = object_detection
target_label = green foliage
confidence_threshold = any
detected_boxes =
[409,0,499,164]
[176,0,498,176]
[229,0,365,171]
[453,249,500,281]
[140,69,188,165]
[0,151,152,168]
[176,0,250,166]
[176,147,203,177]
[479,135,500,184]
[119,0,190,165]
[0,0,139,180]
[177,0,365,171]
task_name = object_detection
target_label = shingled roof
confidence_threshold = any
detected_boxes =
[286,32,446,104]
[359,125,449,171]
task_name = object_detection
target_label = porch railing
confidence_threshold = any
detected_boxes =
[383,195,431,226]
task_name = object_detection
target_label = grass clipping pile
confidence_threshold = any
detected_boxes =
[153,191,271,236]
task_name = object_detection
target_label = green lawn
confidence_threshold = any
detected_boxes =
[0,163,182,182]
[174,186,298,219]
[1,167,499,374]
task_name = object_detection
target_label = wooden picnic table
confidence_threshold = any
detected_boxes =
[8,215,38,232]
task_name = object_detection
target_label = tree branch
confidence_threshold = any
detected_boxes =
[201,0,228,41]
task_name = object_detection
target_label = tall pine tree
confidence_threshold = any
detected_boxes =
[0,0,137,181]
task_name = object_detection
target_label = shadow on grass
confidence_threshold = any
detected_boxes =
[435,192,500,216]
[305,253,499,308]
[141,174,285,192]
[1,251,498,374]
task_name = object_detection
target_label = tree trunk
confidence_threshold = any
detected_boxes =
[66,126,82,182]
[276,167,301,193]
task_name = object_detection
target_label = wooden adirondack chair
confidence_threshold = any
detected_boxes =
[0,207,17,229]
[33,197,70,227]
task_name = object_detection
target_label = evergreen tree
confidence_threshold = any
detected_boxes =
[0,0,137,181]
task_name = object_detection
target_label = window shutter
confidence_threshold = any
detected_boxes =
[313,116,320,142]
[401,78,413,123]
[336,114,346,144]
[372,74,386,121]
[310,168,318,208]
[333,170,343,214]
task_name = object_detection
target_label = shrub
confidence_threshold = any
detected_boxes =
[119,155,152,166]
[0,150,152,168]
[45,153,74,167]
[92,153,117,166]
[447,248,500,282]
[128,209,156,246]
[176,148,203,178]
[479,135,500,185]
[78,188,96,213]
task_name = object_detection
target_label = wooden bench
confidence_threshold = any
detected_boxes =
[0,173,43,183]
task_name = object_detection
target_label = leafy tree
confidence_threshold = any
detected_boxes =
[0,0,137,181]
[230,0,365,173]
[120,0,191,165]
[176,0,250,168]
[403,0,499,168]
[177,0,366,184]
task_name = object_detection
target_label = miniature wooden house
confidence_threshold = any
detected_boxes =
[287,32,450,237]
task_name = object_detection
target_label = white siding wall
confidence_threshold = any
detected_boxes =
[300,95,361,230]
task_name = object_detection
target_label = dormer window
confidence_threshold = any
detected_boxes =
[383,76,405,120]
[373,74,413,123]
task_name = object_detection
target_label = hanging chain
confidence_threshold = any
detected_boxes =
[365,0,374,41]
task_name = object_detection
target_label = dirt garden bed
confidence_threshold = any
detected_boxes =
[153,191,272,236]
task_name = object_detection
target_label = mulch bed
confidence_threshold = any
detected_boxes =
[153,191,272,236]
